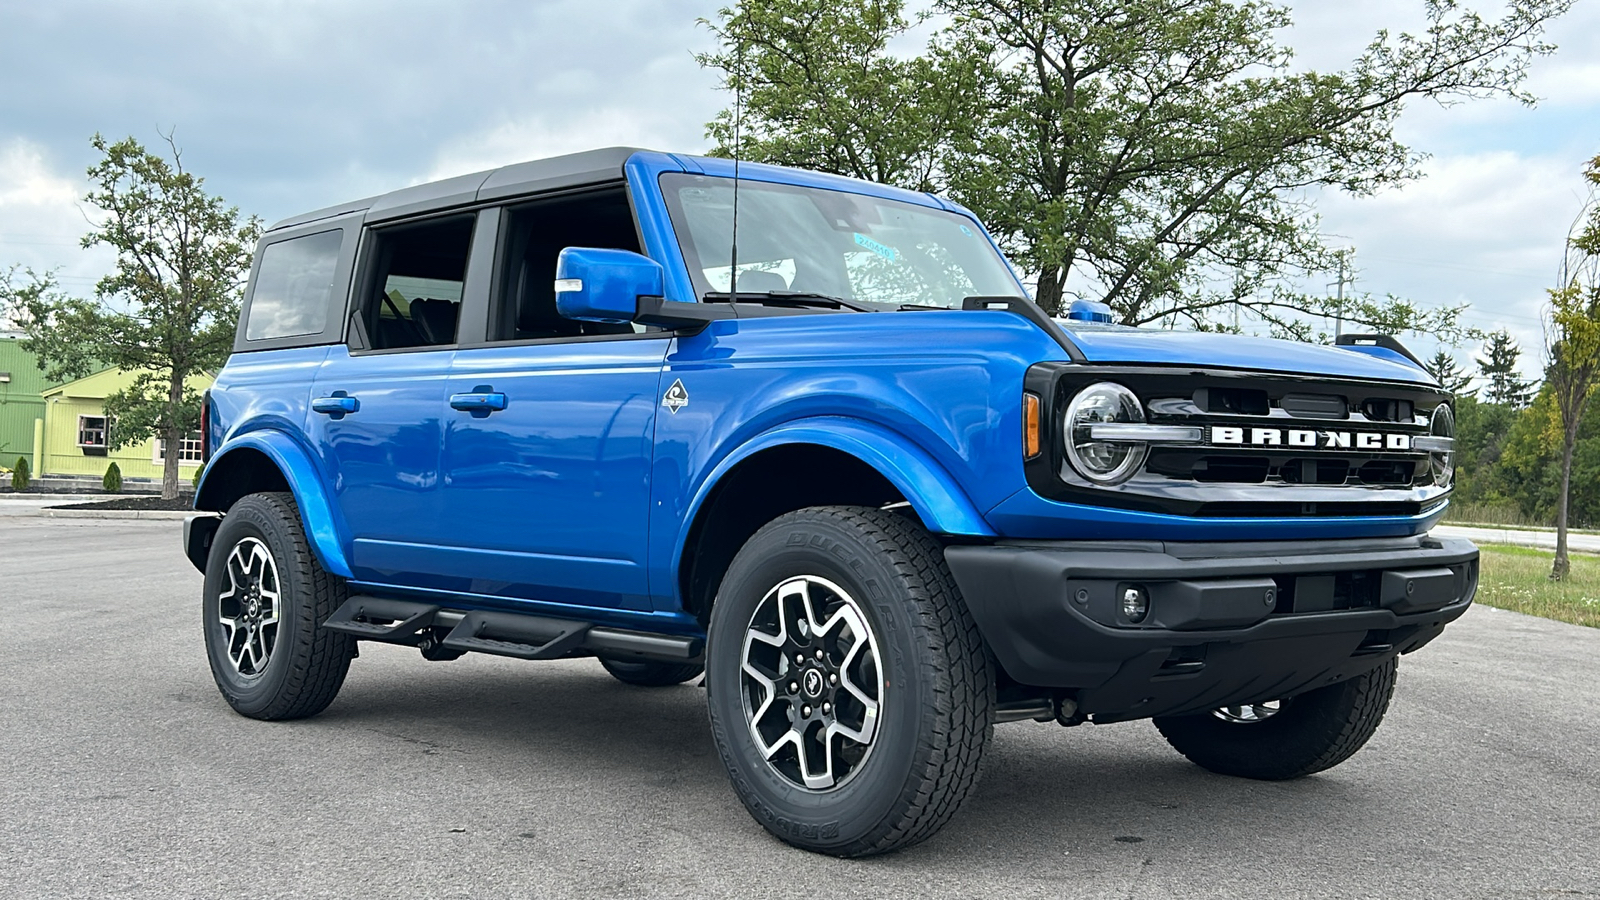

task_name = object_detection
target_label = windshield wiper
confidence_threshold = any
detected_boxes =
[702,290,874,312]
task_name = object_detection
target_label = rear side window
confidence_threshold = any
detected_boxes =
[361,216,474,350]
[245,230,343,340]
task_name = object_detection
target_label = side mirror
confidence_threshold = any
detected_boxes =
[554,247,663,323]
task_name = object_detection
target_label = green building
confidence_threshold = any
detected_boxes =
[0,332,54,470]
[40,367,214,481]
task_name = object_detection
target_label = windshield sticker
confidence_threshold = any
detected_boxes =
[959,224,973,237]
[854,233,897,262]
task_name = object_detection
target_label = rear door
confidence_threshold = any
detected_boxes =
[436,187,668,611]
[308,212,490,589]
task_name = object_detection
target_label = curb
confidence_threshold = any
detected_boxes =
[40,509,194,520]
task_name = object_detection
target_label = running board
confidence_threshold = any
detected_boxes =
[320,595,703,663]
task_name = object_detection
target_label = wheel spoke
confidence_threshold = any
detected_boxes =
[214,537,281,679]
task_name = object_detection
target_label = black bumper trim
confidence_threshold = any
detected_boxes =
[945,534,1478,720]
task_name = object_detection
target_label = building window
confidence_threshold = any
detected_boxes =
[154,432,204,466]
[78,415,109,452]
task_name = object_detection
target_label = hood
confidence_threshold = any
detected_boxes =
[1060,326,1435,385]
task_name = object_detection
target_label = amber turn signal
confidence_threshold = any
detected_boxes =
[1023,392,1042,459]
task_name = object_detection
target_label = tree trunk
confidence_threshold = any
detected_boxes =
[1035,264,1063,317]
[163,371,184,501]
[1552,425,1575,581]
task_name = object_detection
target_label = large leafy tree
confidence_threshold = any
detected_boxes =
[701,0,1571,332]
[2,135,260,499]
[1543,154,1600,580]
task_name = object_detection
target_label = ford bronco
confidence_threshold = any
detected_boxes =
[184,147,1477,856]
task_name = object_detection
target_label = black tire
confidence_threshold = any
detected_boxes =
[202,492,355,720]
[705,506,993,857]
[598,657,704,687]
[1153,657,1398,780]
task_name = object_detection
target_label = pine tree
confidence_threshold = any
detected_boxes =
[1476,329,1536,407]
[1424,350,1474,396]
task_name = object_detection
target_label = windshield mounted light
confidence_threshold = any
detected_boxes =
[1064,382,1149,485]
[1428,404,1455,487]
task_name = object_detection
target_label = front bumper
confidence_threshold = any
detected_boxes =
[945,534,1477,721]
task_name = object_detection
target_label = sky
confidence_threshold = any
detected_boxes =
[2,0,1597,382]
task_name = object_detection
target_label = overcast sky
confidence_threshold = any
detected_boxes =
[3,0,1597,380]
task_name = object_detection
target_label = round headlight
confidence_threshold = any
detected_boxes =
[1429,403,1455,487]
[1064,382,1148,485]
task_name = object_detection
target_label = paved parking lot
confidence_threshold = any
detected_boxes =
[2,517,1597,899]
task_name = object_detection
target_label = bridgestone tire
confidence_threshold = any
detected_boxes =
[202,492,355,720]
[598,657,703,687]
[1153,657,1398,780]
[705,506,994,857]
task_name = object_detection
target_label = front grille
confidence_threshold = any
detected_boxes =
[1024,364,1452,518]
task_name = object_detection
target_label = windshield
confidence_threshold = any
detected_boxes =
[660,173,1024,310]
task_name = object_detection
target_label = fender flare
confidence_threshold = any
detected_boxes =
[194,430,351,579]
[675,416,995,571]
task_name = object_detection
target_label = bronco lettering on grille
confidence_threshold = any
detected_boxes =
[1210,426,1411,451]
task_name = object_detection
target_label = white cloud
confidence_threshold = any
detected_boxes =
[0,139,114,298]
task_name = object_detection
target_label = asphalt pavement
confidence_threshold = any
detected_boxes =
[2,517,1596,899]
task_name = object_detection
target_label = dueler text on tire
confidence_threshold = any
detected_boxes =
[202,492,355,720]
[598,657,704,687]
[1153,657,1398,780]
[705,506,993,857]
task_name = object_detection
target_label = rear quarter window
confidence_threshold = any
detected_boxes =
[245,229,344,340]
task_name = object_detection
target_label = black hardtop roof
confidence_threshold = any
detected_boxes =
[267,146,647,232]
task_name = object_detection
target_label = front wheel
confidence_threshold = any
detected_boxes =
[202,492,355,720]
[705,506,993,857]
[1153,657,1398,780]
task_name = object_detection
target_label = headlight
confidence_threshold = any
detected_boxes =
[1064,382,1148,485]
[1428,403,1455,487]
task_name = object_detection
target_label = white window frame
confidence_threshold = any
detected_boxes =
[77,415,109,449]
[153,431,204,466]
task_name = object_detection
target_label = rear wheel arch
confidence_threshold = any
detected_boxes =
[195,435,351,579]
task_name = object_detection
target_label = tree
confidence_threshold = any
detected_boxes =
[1423,349,1474,395]
[701,0,1572,330]
[1476,329,1536,407]
[1,135,259,499]
[1544,154,1600,580]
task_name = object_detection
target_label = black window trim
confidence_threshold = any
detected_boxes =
[233,215,362,354]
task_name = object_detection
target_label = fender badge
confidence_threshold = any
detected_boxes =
[662,379,689,414]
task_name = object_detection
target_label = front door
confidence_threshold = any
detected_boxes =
[438,338,668,610]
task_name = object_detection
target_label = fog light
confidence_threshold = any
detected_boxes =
[1121,585,1150,623]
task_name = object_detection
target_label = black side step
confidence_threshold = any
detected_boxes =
[440,610,592,661]
[323,596,440,640]
[320,596,704,663]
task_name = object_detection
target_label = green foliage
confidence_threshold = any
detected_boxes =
[1424,350,1474,396]
[0,133,260,500]
[192,465,203,490]
[701,0,1571,328]
[1476,329,1536,407]
[102,461,122,493]
[10,455,28,491]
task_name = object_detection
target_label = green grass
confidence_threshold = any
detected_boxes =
[1475,544,1600,628]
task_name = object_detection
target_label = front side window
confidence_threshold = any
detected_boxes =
[660,174,1023,309]
[492,186,644,341]
[78,415,108,449]
[361,217,473,350]
[245,229,343,340]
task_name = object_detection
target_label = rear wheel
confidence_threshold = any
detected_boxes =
[202,492,355,720]
[705,506,993,857]
[1153,657,1398,780]
[598,657,703,687]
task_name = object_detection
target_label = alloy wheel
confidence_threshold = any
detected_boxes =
[740,575,883,791]
[217,537,282,678]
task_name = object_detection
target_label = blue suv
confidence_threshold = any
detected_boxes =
[185,147,1478,856]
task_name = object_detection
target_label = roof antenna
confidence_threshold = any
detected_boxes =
[728,40,743,313]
